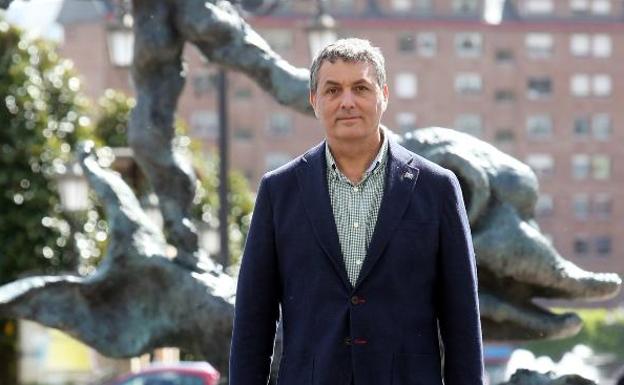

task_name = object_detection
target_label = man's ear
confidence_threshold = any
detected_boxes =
[382,83,389,111]
[309,91,319,119]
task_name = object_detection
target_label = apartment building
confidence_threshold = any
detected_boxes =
[55,0,623,302]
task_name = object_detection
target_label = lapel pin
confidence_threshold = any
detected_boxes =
[403,171,414,180]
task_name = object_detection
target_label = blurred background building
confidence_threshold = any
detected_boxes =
[53,0,623,306]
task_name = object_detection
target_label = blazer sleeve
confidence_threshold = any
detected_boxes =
[437,171,485,385]
[229,175,281,385]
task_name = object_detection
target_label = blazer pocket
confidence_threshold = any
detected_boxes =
[392,353,443,385]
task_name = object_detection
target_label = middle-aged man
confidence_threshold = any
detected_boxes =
[230,38,484,385]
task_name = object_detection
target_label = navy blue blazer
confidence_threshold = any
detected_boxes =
[230,137,484,385]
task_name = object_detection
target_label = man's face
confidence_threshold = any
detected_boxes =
[310,59,389,143]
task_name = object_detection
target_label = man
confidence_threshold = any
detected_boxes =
[230,38,484,385]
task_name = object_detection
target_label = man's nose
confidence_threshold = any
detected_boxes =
[339,90,356,109]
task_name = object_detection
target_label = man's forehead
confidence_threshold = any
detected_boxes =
[317,59,377,85]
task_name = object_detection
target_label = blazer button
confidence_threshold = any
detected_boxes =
[343,337,352,346]
[351,295,365,305]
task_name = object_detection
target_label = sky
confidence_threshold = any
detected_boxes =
[3,0,64,41]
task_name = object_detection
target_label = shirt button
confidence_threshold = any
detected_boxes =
[353,222,359,228]
[356,259,363,265]
[353,187,359,192]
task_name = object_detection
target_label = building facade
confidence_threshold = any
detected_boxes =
[55,0,623,303]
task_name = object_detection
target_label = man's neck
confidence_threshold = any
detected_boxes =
[327,129,383,184]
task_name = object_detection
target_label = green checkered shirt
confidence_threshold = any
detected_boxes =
[325,130,389,286]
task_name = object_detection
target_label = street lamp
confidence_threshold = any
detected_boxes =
[307,0,337,59]
[56,162,89,212]
[106,1,134,67]
[217,68,230,268]
[198,219,220,257]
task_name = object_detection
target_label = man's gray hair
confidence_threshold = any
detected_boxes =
[309,38,387,93]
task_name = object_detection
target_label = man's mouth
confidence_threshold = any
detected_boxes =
[337,116,360,122]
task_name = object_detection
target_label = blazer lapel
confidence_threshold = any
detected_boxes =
[296,142,352,291]
[355,139,419,290]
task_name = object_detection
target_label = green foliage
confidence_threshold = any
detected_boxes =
[0,19,95,284]
[0,18,100,385]
[93,89,136,147]
[92,89,254,267]
[192,151,254,267]
[521,308,624,361]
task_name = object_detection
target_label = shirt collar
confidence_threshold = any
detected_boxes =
[325,127,389,181]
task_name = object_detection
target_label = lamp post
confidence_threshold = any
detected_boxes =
[106,0,134,67]
[217,68,230,268]
[56,162,89,212]
[306,0,337,59]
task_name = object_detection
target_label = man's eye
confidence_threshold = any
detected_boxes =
[355,85,369,92]
[326,88,338,95]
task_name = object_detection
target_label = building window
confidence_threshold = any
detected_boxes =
[396,112,417,133]
[527,115,553,140]
[592,35,612,57]
[570,34,590,56]
[267,113,293,137]
[591,0,611,15]
[414,0,432,12]
[265,152,291,172]
[331,0,355,12]
[455,33,483,58]
[262,29,293,52]
[495,129,515,145]
[454,114,483,137]
[398,34,415,53]
[453,0,479,15]
[455,73,482,95]
[392,0,412,11]
[495,49,514,64]
[395,73,417,98]
[579,76,612,96]
[570,0,589,14]
[234,87,253,100]
[417,33,437,57]
[573,116,590,138]
[536,194,554,217]
[594,193,612,219]
[526,154,554,177]
[573,194,590,219]
[571,34,611,58]
[571,74,590,97]
[592,155,610,180]
[527,77,552,99]
[526,33,554,58]
[192,70,216,97]
[595,236,611,256]
[592,74,611,96]
[572,154,591,179]
[592,114,611,140]
[190,110,218,139]
[495,89,515,103]
[525,0,554,14]
[233,126,254,141]
[574,236,590,255]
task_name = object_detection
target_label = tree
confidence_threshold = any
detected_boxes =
[0,18,94,384]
